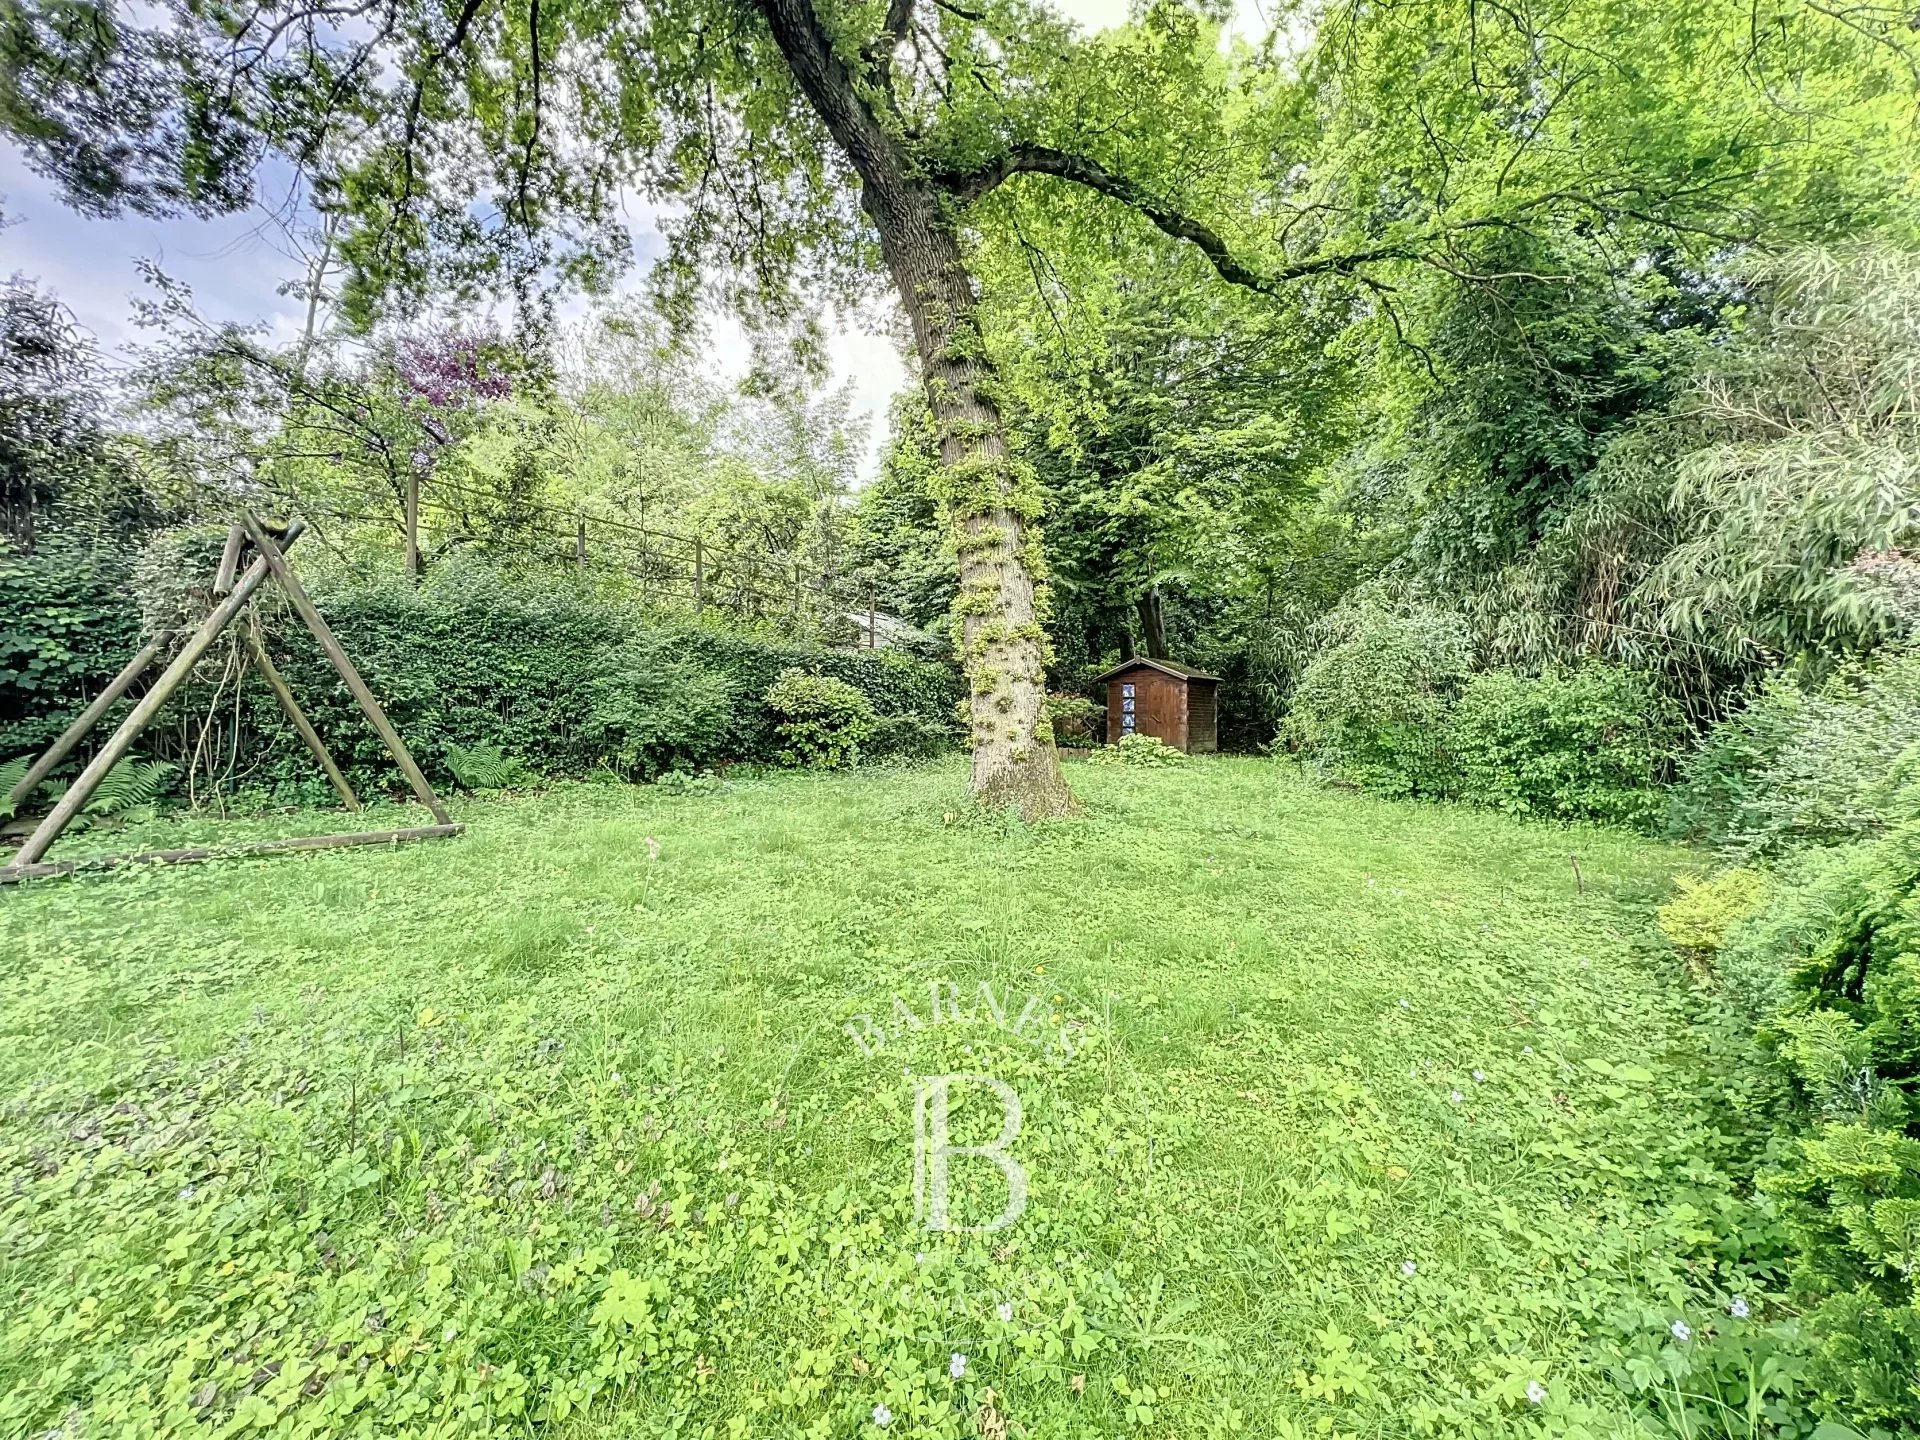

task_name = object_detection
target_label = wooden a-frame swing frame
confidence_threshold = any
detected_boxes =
[1,512,462,884]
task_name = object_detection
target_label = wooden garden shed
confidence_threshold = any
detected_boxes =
[1092,657,1220,753]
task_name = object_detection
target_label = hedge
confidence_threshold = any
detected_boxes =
[3,562,964,801]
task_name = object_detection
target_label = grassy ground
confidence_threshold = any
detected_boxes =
[0,759,1769,1439]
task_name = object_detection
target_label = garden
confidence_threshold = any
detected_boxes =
[3,0,1920,1432]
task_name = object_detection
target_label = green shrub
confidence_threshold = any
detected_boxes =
[864,712,959,762]
[1088,733,1188,767]
[0,536,141,757]
[1702,816,1920,1425]
[1284,599,1471,796]
[442,740,539,790]
[1658,868,1771,975]
[1673,646,1920,857]
[2,554,963,800]
[651,768,723,795]
[580,638,743,780]
[6,561,963,800]
[1444,664,1680,828]
[1287,600,1677,826]
[763,669,877,768]
[1044,692,1104,745]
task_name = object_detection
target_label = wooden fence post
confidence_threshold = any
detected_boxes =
[575,516,587,569]
[405,468,421,581]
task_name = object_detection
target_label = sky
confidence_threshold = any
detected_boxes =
[0,0,1261,480]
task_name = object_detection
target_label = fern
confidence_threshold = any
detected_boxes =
[0,756,29,821]
[39,760,178,819]
[444,741,529,790]
[85,760,177,815]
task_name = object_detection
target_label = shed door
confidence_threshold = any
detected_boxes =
[1138,673,1177,745]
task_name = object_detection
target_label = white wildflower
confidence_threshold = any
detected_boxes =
[1449,1089,1464,1104]
[1729,1296,1750,1319]
[1401,1260,1417,1277]
[949,1353,967,1379]
[872,1403,893,1428]
[1525,1380,1547,1406]
[996,1301,1014,1322]
[1670,1319,1691,1342]
[1472,1069,1487,1083]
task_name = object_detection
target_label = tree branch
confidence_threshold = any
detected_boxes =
[863,0,917,89]
[946,144,1760,303]
[517,0,543,229]
[943,145,1426,295]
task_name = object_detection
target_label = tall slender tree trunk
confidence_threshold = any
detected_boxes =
[756,0,1076,818]
[880,210,1075,817]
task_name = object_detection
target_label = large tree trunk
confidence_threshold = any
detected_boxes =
[756,0,1076,819]
[878,216,1075,817]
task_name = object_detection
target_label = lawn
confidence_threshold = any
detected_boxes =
[0,759,1771,1439]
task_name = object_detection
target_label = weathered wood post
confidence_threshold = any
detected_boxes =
[405,468,421,581]
[575,516,587,569]
[211,524,246,596]
[239,624,361,811]
[241,514,452,825]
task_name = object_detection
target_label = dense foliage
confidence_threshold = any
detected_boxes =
[763,668,879,769]
[1658,646,1920,1428]
[1280,600,1677,826]
[0,536,140,757]
[251,569,956,792]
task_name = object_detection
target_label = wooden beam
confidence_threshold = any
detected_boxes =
[6,631,171,809]
[10,525,307,868]
[0,823,464,884]
[240,513,452,825]
[211,523,246,596]
[240,624,361,811]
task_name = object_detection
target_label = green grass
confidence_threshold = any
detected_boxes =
[0,760,1777,1438]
